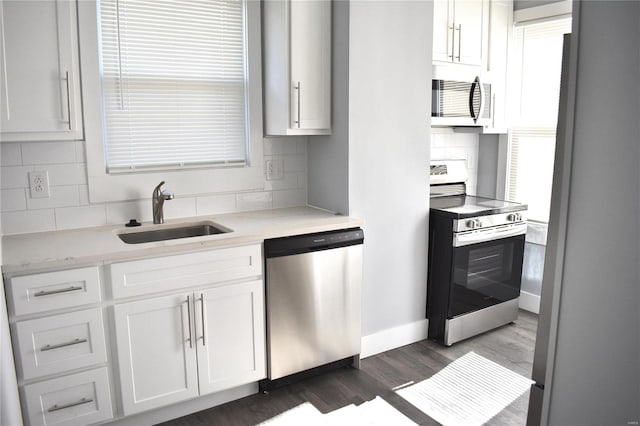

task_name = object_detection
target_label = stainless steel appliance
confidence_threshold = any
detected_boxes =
[262,228,363,385]
[427,160,527,345]
[431,66,493,127]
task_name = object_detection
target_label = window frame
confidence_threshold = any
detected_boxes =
[78,0,264,203]
[502,8,572,226]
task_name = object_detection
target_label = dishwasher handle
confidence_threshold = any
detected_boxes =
[265,228,364,258]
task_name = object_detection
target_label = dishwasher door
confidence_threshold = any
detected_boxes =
[265,242,362,380]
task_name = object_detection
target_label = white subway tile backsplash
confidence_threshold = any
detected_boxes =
[21,142,77,165]
[1,165,34,189]
[0,136,308,234]
[2,209,56,234]
[46,163,87,186]
[79,185,90,205]
[272,189,307,209]
[163,197,197,220]
[283,154,307,173]
[1,189,27,212]
[26,185,80,210]
[1,144,22,166]
[264,172,299,191]
[264,137,300,156]
[236,191,273,211]
[75,141,86,163]
[196,193,237,216]
[106,200,151,225]
[55,205,107,230]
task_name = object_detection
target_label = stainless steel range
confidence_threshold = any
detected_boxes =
[427,160,528,346]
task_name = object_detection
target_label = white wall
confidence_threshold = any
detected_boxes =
[0,137,308,234]
[348,1,432,336]
[543,1,640,423]
[431,130,480,195]
[309,1,432,347]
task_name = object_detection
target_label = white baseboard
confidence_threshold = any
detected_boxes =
[519,291,540,314]
[361,319,429,359]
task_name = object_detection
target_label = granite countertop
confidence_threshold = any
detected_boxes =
[1,207,363,275]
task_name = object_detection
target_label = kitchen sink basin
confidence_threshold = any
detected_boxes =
[118,223,230,244]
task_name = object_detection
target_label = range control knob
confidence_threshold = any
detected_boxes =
[507,213,522,222]
[465,218,482,229]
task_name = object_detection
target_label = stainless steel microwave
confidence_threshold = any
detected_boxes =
[431,70,492,127]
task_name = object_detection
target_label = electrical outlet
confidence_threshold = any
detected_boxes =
[29,170,50,199]
[265,159,284,180]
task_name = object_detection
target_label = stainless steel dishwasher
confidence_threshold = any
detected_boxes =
[263,228,364,384]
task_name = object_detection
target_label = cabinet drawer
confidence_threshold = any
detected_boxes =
[15,308,107,380]
[22,367,113,426]
[7,267,101,316]
[109,244,262,299]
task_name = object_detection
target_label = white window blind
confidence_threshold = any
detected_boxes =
[506,17,571,222]
[99,0,248,173]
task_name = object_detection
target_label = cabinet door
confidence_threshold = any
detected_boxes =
[432,0,454,63]
[0,0,83,142]
[453,0,486,66]
[486,0,513,130]
[290,0,331,131]
[114,293,198,415]
[195,280,266,395]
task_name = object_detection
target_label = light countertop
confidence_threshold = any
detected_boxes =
[1,207,363,275]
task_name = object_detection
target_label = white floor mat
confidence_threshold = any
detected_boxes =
[396,351,534,426]
[258,396,416,426]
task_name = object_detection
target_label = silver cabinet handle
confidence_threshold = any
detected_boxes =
[63,70,72,130]
[448,25,455,60]
[199,293,206,346]
[47,397,93,413]
[34,286,83,297]
[186,296,193,348]
[294,81,301,128]
[41,338,87,352]
[455,24,462,61]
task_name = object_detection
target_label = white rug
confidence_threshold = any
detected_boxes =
[396,351,534,426]
[258,396,416,426]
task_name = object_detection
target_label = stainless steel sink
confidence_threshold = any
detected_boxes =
[118,223,230,244]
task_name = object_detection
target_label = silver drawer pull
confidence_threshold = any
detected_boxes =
[47,397,94,412]
[34,286,83,297]
[41,338,88,352]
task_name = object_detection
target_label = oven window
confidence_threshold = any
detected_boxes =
[449,235,525,317]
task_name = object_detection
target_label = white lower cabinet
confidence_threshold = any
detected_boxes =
[196,280,265,395]
[114,280,266,415]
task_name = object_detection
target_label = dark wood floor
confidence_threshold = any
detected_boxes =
[158,310,537,426]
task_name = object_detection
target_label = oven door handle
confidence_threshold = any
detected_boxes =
[453,223,527,247]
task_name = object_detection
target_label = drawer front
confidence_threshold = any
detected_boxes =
[22,367,113,426]
[15,308,107,380]
[109,244,262,299]
[8,267,101,316]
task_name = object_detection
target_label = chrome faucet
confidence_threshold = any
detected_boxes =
[152,181,174,224]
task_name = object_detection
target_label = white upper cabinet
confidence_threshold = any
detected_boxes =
[433,0,488,67]
[263,0,331,135]
[0,0,83,142]
[485,0,513,131]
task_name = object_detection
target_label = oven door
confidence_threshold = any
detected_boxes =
[448,233,525,318]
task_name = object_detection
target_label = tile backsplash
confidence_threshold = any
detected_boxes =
[0,137,308,235]
[430,129,479,195]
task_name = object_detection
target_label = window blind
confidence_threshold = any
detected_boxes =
[99,0,248,173]
[506,17,571,222]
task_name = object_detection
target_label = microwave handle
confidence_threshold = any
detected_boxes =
[468,76,485,124]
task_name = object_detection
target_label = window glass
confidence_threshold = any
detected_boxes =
[507,17,572,222]
[99,0,248,173]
